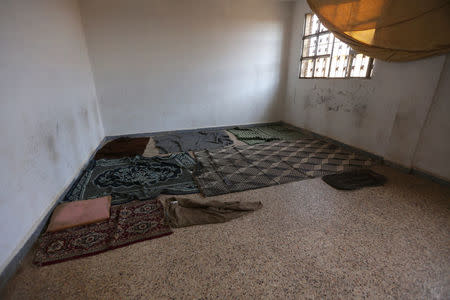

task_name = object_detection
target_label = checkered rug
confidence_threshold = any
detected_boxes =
[193,138,378,196]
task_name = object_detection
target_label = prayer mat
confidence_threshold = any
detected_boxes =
[228,125,306,145]
[236,139,376,177]
[94,137,150,160]
[154,130,233,154]
[34,199,172,266]
[322,169,387,190]
[194,147,279,196]
[164,197,262,228]
[193,138,377,196]
[47,196,111,232]
[64,153,199,206]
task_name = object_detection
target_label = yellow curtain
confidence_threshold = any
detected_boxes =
[307,0,450,61]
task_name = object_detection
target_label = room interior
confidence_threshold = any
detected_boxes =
[1,0,449,298]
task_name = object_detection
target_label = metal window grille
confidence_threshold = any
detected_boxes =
[299,14,374,79]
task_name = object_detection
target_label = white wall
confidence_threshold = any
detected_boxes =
[79,0,294,136]
[412,55,450,181]
[284,0,449,180]
[0,0,104,272]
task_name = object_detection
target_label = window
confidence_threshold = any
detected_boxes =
[299,14,374,79]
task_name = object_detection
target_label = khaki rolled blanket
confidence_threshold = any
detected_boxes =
[164,197,262,228]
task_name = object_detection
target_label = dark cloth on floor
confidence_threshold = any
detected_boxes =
[322,169,387,190]
[164,197,262,228]
[34,199,172,266]
[64,153,199,206]
[154,130,233,154]
[193,139,378,197]
[228,125,306,145]
[94,137,149,159]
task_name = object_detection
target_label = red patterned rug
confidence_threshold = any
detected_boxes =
[34,199,172,266]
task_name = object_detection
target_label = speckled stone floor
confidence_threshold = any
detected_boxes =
[2,165,449,299]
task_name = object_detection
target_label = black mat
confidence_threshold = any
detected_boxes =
[154,130,233,154]
[322,169,386,190]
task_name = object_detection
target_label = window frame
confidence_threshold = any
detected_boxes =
[298,13,374,79]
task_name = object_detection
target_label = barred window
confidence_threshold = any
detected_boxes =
[300,14,374,79]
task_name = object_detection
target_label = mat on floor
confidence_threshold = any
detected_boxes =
[228,125,306,145]
[193,138,377,196]
[322,169,387,190]
[194,147,281,196]
[153,130,233,154]
[64,153,198,206]
[94,137,150,160]
[164,197,262,228]
[34,199,172,266]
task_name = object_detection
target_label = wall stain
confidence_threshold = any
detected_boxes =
[390,110,414,143]
[56,121,60,136]
[299,85,373,133]
[81,107,89,123]
[327,104,342,111]
[46,135,59,162]
[304,95,311,109]
[352,103,368,128]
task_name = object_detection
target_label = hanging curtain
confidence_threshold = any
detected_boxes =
[307,0,450,62]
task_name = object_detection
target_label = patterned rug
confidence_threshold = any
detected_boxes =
[194,138,378,196]
[228,125,306,145]
[64,153,199,206]
[34,199,172,266]
[94,137,150,160]
[194,147,279,196]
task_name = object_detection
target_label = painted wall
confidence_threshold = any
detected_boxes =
[0,0,104,272]
[412,55,450,180]
[79,0,294,136]
[284,0,449,179]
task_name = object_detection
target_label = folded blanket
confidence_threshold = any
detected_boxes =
[164,197,262,228]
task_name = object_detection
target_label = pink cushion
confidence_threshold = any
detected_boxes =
[47,196,111,232]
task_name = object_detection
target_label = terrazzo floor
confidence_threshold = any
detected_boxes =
[1,165,449,299]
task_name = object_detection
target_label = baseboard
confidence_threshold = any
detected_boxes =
[411,168,450,187]
[383,160,412,174]
[0,137,107,292]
